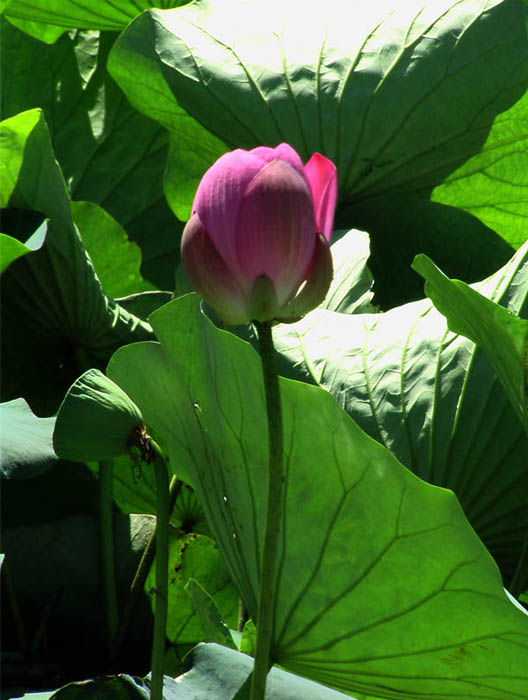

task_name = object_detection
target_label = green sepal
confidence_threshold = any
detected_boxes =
[247,274,280,323]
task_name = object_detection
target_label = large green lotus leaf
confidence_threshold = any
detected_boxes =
[0,398,57,479]
[3,14,65,43]
[146,532,238,644]
[272,242,528,581]
[71,202,154,299]
[3,0,190,31]
[432,88,528,249]
[108,0,524,307]
[108,294,528,699]
[107,16,227,222]
[0,20,181,288]
[0,109,152,415]
[413,251,528,434]
[109,0,528,224]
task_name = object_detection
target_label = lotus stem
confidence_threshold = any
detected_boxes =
[149,439,170,700]
[250,320,285,700]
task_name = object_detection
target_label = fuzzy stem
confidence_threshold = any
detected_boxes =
[250,321,284,700]
[150,440,170,700]
[99,459,119,652]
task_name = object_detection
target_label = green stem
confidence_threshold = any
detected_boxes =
[111,475,182,661]
[150,440,170,700]
[250,321,284,700]
[99,459,119,652]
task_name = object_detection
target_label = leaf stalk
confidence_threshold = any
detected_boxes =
[250,321,285,700]
[149,439,170,700]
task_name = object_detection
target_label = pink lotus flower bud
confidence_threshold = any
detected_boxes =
[181,143,337,325]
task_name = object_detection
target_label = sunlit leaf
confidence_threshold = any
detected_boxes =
[108,0,526,303]
[71,202,154,299]
[146,532,238,645]
[108,294,528,699]
[273,242,528,580]
[433,89,528,248]
[4,0,190,31]
[413,247,528,433]
[3,14,65,43]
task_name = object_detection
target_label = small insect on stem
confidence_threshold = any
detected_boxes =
[127,424,155,482]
